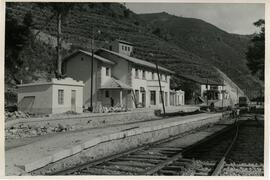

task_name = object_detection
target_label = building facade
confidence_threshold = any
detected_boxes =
[63,40,183,110]
[17,78,84,114]
[200,84,227,101]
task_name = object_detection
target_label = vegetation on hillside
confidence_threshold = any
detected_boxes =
[5,2,263,100]
[139,12,262,97]
[246,19,265,81]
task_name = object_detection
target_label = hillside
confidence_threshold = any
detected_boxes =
[139,12,262,96]
[5,3,262,99]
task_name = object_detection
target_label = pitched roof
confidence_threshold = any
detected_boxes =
[100,77,132,90]
[99,48,174,74]
[62,49,115,65]
[116,39,134,46]
[178,74,224,86]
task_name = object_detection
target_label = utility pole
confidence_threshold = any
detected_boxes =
[90,28,94,112]
[56,12,62,77]
[206,79,209,106]
[156,61,166,115]
[222,80,224,109]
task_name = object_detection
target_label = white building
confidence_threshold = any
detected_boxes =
[17,78,84,114]
[63,40,184,110]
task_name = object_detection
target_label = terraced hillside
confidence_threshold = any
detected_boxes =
[5,2,262,98]
[139,12,262,96]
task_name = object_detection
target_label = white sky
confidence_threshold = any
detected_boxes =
[126,3,265,35]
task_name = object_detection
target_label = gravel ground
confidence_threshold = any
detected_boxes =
[182,118,264,176]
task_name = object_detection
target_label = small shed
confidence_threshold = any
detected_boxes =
[17,78,84,114]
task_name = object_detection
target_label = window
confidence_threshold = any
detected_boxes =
[58,89,64,104]
[135,90,139,103]
[135,69,139,78]
[125,46,127,51]
[106,67,110,76]
[122,45,124,50]
[165,75,167,82]
[105,90,109,98]
[142,70,146,79]
[150,91,156,105]
[152,72,155,80]
[127,46,130,51]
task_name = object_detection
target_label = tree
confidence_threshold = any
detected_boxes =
[5,11,33,84]
[246,19,265,81]
[37,3,75,78]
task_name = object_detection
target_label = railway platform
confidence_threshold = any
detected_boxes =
[5,112,232,176]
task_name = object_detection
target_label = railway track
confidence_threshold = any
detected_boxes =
[46,115,263,176]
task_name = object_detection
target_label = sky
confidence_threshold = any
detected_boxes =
[126,3,265,35]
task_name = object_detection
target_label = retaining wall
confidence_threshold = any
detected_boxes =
[29,113,222,175]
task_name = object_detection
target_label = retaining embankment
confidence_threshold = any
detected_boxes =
[25,113,223,175]
[5,106,200,139]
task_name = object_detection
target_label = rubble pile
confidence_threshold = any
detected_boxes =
[5,111,31,121]
[5,123,74,139]
[93,104,128,113]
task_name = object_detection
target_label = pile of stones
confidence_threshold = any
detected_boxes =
[5,111,31,121]
[5,123,74,139]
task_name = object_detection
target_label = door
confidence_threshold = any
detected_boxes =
[150,91,156,105]
[71,90,76,112]
[141,92,145,107]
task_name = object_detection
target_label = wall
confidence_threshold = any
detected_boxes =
[97,51,130,85]
[97,50,172,108]
[118,42,133,56]
[131,66,171,108]
[65,54,99,108]
[100,65,112,86]
[18,84,53,114]
[52,84,83,114]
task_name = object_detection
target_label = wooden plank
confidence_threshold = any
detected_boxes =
[118,157,162,164]
[151,147,183,151]
[195,172,209,176]
[139,152,183,175]
[107,161,155,168]
[127,154,167,160]
[159,170,178,175]
[95,165,144,173]
[164,165,185,170]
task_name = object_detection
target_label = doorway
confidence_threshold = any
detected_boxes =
[141,92,146,107]
[71,90,76,112]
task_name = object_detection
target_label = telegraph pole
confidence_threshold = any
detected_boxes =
[56,12,62,77]
[222,84,224,109]
[150,52,165,115]
[156,61,166,115]
[206,79,209,106]
[90,28,94,112]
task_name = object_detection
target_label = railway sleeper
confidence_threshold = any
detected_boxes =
[79,168,127,175]
[163,165,185,170]
[151,147,183,151]
[117,157,163,164]
[95,165,144,174]
[106,161,155,168]
[127,154,168,160]
[158,170,179,175]
[173,161,192,168]
[195,172,209,176]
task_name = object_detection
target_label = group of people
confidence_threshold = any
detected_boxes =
[230,107,240,119]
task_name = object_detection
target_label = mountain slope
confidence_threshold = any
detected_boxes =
[5,3,262,99]
[139,12,262,96]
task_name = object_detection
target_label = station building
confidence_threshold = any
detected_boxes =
[63,40,184,110]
